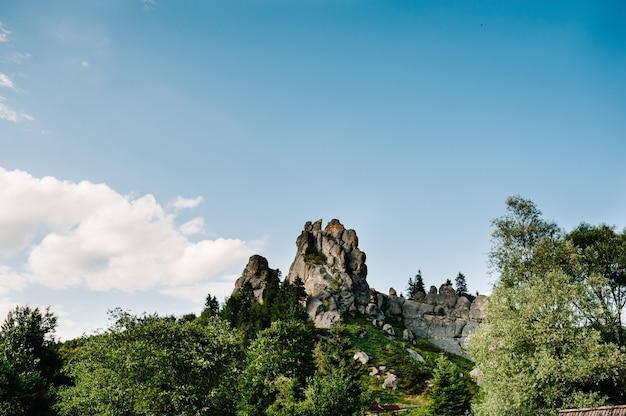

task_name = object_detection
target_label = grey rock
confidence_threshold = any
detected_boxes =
[407,348,425,362]
[382,323,395,336]
[286,219,370,326]
[382,372,398,389]
[353,351,370,364]
[232,255,276,303]
[403,328,414,342]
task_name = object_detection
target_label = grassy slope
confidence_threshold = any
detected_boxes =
[338,314,475,410]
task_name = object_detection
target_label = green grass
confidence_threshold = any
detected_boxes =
[336,314,476,408]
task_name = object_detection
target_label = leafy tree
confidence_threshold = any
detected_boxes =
[0,305,60,416]
[56,310,242,416]
[455,272,468,296]
[238,320,315,416]
[468,271,626,416]
[567,223,626,346]
[489,195,561,287]
[417,354,472,416]
[468,196,626,415]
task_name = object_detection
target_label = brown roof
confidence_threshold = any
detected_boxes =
[559,405,626,416]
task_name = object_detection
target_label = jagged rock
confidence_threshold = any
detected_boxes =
[382,372,398,389]
[353,351,370,364]
[370,286,486,357]
[286,219,370,327]
[369,367,379,376]
[407,348,425,362]
[232,255,276,303]
[389,287,397,296]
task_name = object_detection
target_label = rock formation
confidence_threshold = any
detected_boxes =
[286,219,370,328]
[367,285,487,356]
[230,219,486,356]
[232,254,277,303]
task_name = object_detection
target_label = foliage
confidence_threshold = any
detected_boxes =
[0,305,60,416]
[305,324,369,415]
[468,196,626,415]
[220,271,308,343]
[56,311,242,416]
[567,223,626,346]
[455,272,468,296]
[304,247,327,265]
[407,271,425,300]
[417,354,472,416]
[238,320,316,416]
[198,293,220,323]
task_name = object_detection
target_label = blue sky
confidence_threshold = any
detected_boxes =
[1,0,625,340]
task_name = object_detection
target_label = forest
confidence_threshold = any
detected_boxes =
[1,196,625,416]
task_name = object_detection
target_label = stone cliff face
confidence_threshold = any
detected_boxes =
[368,285,486,356]
[286,219,370,328]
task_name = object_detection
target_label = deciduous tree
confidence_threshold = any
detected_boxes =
[0,305,60,416]
[56,311,242,416]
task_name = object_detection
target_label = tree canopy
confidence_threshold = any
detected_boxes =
[0,306,60,416]
[56,310,242,416]
[468,196,626,415]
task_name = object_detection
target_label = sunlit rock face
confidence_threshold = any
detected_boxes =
[232,254,276,303]
[286,219,370,328]
[368,285,487,356]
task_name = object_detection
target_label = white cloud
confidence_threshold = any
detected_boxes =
[0,23,10,43]
[0,73,14,90]
[0,167,262,294]
[81,60,90,69]
[0,99,34,123]
[179,217,205,236]
[171,195,203,210]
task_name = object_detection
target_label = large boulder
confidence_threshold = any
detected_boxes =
[286,219,370,327]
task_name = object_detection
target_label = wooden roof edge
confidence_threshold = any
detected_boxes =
[559,404,626,414]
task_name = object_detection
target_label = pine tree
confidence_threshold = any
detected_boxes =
[418,354,472,416]
[455,272,468,296]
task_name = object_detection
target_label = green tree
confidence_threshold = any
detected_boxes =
[417,354,472,416]
[238,320,315,416]
[265,324,368,416]
[455,272,468,296]
[301,324,368,416]
[489,195,561,287]
[407,270,425,300]
[203,293,220,316]
[56,311,242,416]
[0,305,60,416]
[467,196,626,415]
[468,272,626,416]
[567,223,626,346]
[270,275,308,323]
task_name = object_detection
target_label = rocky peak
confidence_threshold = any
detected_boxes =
[232,254,276,303]
[286,219,370,328]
